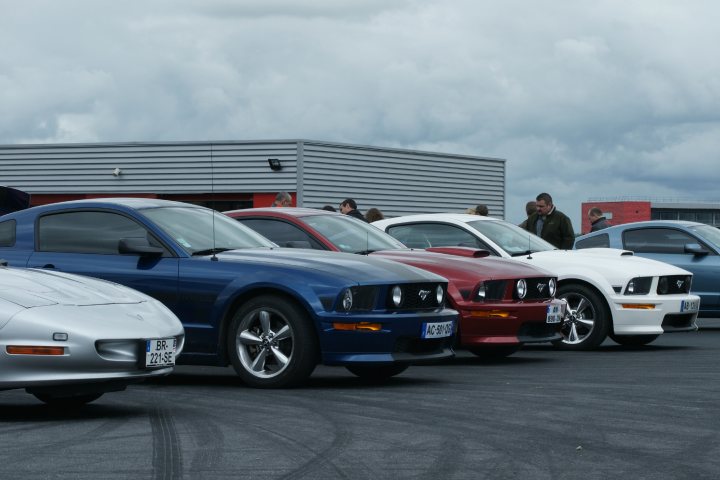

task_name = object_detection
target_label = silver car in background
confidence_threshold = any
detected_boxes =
[0,262,184,406]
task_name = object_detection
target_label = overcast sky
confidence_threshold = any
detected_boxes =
[2,0,719,228]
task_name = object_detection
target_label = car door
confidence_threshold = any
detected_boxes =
[26,209,181,313]
[622,227,720,314]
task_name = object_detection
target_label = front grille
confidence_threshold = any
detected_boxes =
[394,336,453,355]
[662,313,697,331]
[513,277,555,301]
[517,322,562,342]
[387,283,443,310]
[657,275,692,295]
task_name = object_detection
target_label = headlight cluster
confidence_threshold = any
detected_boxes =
[625,277,653,295]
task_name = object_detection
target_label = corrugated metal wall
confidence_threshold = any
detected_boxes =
[0,140,505,217]
[300,141,505,217]
[0,141,298,194]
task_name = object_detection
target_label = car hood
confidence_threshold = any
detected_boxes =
[214,248,446,284]
[373,249,555,280]
[0,267,146,308]
[518,248,692,279]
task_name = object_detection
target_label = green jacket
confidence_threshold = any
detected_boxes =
[522,208,575,249]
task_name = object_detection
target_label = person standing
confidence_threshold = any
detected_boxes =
[474,204,489,216]
[365,207,385,222]
[522,193,575,249]
[588,207,611,232]
[340,198,368,222]
[271,192,292,207]
[519,201,537,229]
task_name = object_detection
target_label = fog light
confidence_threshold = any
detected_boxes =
[392,285,403,307]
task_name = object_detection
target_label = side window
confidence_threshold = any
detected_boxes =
[237,219,325,250]
[623,228,697,254]
[575,234,609,249]
[0,220,16,247]
[38,211,159,254]
[386,223,486,250]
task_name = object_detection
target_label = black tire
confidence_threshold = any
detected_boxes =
[227,295,319,388]
[468,345,522,358]
[346,364,409,380]
[553,283,610,350]
[33,392,103,407]
[609,334,660,347]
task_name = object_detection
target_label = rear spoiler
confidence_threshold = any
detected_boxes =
[425,246,490,258]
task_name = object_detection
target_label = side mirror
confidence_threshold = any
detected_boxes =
[119,238,164,256]
[684,243,710,256]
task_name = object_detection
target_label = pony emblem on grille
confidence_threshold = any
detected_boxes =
[537,283,546,293]
[418,289,430,301]
[676,280,684,289]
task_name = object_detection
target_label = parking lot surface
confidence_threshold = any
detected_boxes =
[2,326,719,480]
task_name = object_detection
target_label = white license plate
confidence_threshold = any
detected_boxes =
[546,303,564,324]
[145,338,176,367]
[681,299,700,312]
[422,321,454,339]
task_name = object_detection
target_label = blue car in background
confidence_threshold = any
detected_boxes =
[0,199,456,388]
[575,220,720,318]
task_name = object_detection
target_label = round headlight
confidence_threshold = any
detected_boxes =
[516,279,527,299]
[548,278,557,297]
[435,285,444,305]
[391,285,403,307]
[657,277,668,295]
[342,289,353,311]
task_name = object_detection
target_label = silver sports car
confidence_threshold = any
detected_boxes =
[0,262,184,406]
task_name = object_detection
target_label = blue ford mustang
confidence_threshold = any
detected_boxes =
[0,199,456,388]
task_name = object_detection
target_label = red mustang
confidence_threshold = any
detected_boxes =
[225,208,566,357]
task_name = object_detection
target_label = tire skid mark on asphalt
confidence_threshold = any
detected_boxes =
[0,417,125,468]
[156,388,362,479]
[257,422,355,480]
[182,411,226,474]
[150,405,183,480]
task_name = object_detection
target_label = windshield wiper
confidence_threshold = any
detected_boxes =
[191,247,234,256]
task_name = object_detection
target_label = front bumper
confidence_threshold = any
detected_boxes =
[316,308,458,365]
[456,298,565,346]
[610,294,700,335]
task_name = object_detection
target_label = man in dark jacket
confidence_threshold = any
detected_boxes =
[588,207,611,232]
[522,192,575,249]
[340,198,368,222]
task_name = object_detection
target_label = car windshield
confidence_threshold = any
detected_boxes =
[467,219,556,255]
[304,214,406,253]
[689,224,720,249]
[142,206,276,254]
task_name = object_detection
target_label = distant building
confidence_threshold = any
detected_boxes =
[581,199,720,233]
[0,139,506,217]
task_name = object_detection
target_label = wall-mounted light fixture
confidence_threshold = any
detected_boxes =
[112,168,122,177]
[267,158,282,171]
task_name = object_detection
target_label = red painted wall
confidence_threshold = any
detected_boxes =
[581,201,651,234]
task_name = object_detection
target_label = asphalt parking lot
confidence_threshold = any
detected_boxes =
[2,323,720,480]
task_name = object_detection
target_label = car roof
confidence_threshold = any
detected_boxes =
[225,207,337,218]
[375,213,497,224]
[580,220,706,237]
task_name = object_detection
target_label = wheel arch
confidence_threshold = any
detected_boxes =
[216,287,322,365]
[557,278,615,329]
